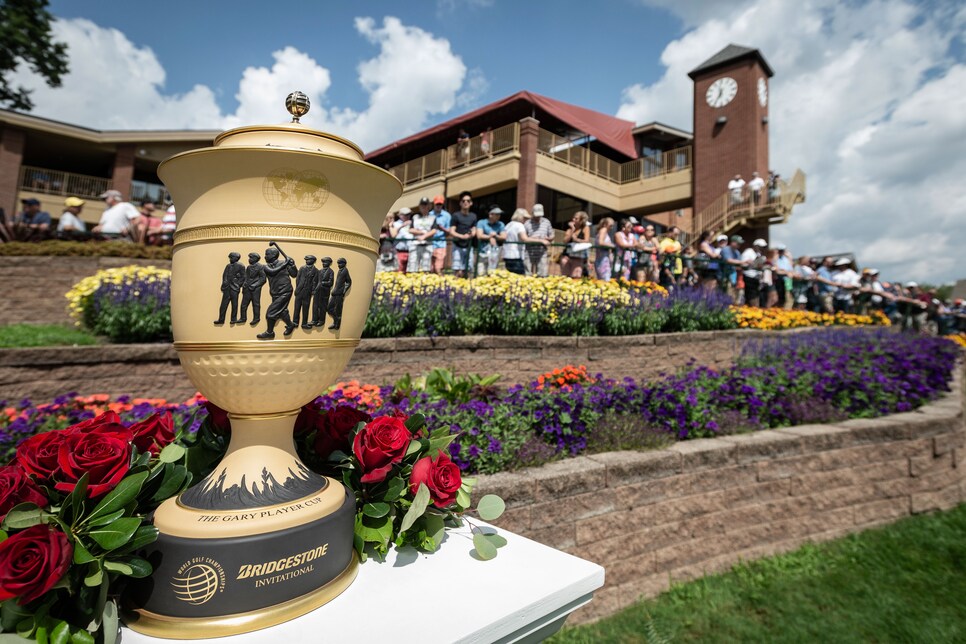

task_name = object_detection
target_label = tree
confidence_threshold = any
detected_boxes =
[0,0,68,111]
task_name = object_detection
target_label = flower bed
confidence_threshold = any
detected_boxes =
[3,329,954,476]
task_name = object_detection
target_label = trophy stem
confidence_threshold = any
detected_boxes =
[180,411,327,512]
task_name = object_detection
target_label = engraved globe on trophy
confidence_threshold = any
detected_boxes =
[125,93,401,638]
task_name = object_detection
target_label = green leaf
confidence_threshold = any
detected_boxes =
[428,432,458,454]
[456,488,471,510]
[399,483,430,533]
[70,629,95,644]
[384,477,407,501]
[72,540,95,564]
[482,533,508,549]
[84,472,149,525]
[404,439,422,457]
[101,601,118,644]
[66,473,90,525]
[86,510,124,528]
[115,556,152,578]
[2,503,47,530]
[102,561,132,576]
[1,601,31,632]
[83,566,102,588]
[423,512,445,550]
[114,525,158,554]
[362,502,390,519]
[158,443,186,463]
[0,530,6,542]
[149,464,188,504]
[473,532,498,560]
[355,514,393,548]
[404,413,426,432]
[477,495,506,521]
[88,517,141,551]
[50,621,69,644]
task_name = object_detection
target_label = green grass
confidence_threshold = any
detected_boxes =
[553,503,966,643]
[0,324,98,348]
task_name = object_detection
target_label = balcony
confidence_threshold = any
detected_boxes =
[17,165,112,200]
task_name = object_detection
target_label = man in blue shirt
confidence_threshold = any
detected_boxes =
[814,257,837,313]
[773,243,794,309]
[14,198,52,231]
[476,206,506,276]
[719,235,745,301]
[430,195,451,274]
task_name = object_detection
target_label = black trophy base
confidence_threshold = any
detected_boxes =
[124,488,357,639]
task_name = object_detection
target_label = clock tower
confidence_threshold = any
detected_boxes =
[689,44,773,233]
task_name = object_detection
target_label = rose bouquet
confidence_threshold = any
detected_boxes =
[0,401,504,642]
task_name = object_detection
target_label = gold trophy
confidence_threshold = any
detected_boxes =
[125,93,401,638]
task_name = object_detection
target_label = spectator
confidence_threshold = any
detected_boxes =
[814,257,838,313]
[747,171,765,206]
[560,211,592,278]
[719,235,745,300]
[792,256,816,310]
[480,127,492,158]
[95,190,139,239]
[741,238,768,307]
[57,197,87,234]
[772,243,794,309]
[681,244,698,286]
[831,258,860,313]
[14,198,51,231]
[449,191,478,278]
[476,205,506,276]
[377,212,397,273]
[728,174,745,205]
[695,231,721,289]
[456,129,470,164]
[522,203,554,277]
[392,207,413,272]
[160,204,177,244]
[594,217,616,282]
[502,208,529,275]
[410,197,436,272]
[898,282,928,332]
[430,195,451,274]
[658,226,684,289]
[138,200,163,245]
[614,219,637,280]
[768,171,781,202]
[638,224,660,283]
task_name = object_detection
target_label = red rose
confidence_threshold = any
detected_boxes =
[352,416,412,484]
[0,465,48,522]
[294,399,324,436]
[68,410,124,433]
[129,412,176,455]
[204,401,231,434]
[314,406,371,459]
[410,451,462,508]
[16,430,71,482]
[0,524,72,605]
[55,428,133,498]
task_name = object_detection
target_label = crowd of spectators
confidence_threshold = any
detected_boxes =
[2,191,177,245]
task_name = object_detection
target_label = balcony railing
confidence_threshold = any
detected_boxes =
[386,123,520,187]
[693,169,807,235]
[18,165,112,200]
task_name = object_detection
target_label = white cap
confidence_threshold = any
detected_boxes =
[753,238,768,247]
[834,257,852,266]
[715,234,728,242]
[398,207,412,215]
[628,216,639,224]
[906,281,918,288]
[773,242,786,251]
[532,204,544,217]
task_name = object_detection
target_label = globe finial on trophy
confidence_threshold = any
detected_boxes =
[285,91,310,123]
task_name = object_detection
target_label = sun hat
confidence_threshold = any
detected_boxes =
[64,197,86,207]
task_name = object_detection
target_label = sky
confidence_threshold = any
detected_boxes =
[10,0,966,284]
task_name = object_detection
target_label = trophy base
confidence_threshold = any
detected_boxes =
[125,479,357,639]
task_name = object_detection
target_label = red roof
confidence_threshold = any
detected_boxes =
[365,90,638,160]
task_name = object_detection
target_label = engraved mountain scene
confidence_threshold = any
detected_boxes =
[180,461,327,510]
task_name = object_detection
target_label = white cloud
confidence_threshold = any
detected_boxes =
[618,0,966,284]
[11,16,472,151]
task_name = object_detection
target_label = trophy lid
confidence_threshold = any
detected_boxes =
[212,91,364,160]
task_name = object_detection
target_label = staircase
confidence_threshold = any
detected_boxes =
[693,169,806,235]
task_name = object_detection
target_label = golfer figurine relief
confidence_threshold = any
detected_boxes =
[214,252,245,325]
[326,258,351,330]
[237,252,266,326]
[256,245,298,340]
[312,257,334,327]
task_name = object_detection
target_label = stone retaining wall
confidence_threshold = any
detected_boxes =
[473,371,966,624]
[1,329,782,403]
[0,256,171,326]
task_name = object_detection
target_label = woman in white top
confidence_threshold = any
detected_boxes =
[560,211,592,278]
[593,217,616,281]
[614,219,637,281]
[502,209,528,275]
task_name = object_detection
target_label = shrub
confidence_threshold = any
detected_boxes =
[65,266,172,343]
[0,240,172,259]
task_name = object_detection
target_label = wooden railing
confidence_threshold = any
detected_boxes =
[618,146,692,183]
[693,169,807,235]
[386,123,520,187]
[17,165,112,200]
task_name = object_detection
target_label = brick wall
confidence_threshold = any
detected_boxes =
[473,371,965,624]
[0,256,172,326]
[1,329,793,403]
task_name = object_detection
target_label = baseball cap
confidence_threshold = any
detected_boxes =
[433,195,445,205]
[64,197,86,207]
[488,206,504,216]
[628,216,639,224]
[419,196,430,205]
[773,242,786,251]
[532,204,545,217]
[730,235,744,244]
[834,257,851,266]
[398,207,412,215]
[753,238,768,247]
[633,225,645,234]
[905,281,918,288]
[20,198,40,206]
[715,234,728,242]
[99,190,123,200]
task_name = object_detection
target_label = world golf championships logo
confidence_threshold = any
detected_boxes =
[171,558,227,605]
[263,167,330,211]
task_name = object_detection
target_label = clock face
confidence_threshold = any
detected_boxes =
[757,77,768,107]
[705,77,738,108]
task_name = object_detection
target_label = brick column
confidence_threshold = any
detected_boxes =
[516,117,539,211]
[111,143,136,200]
[0,126,26,219]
